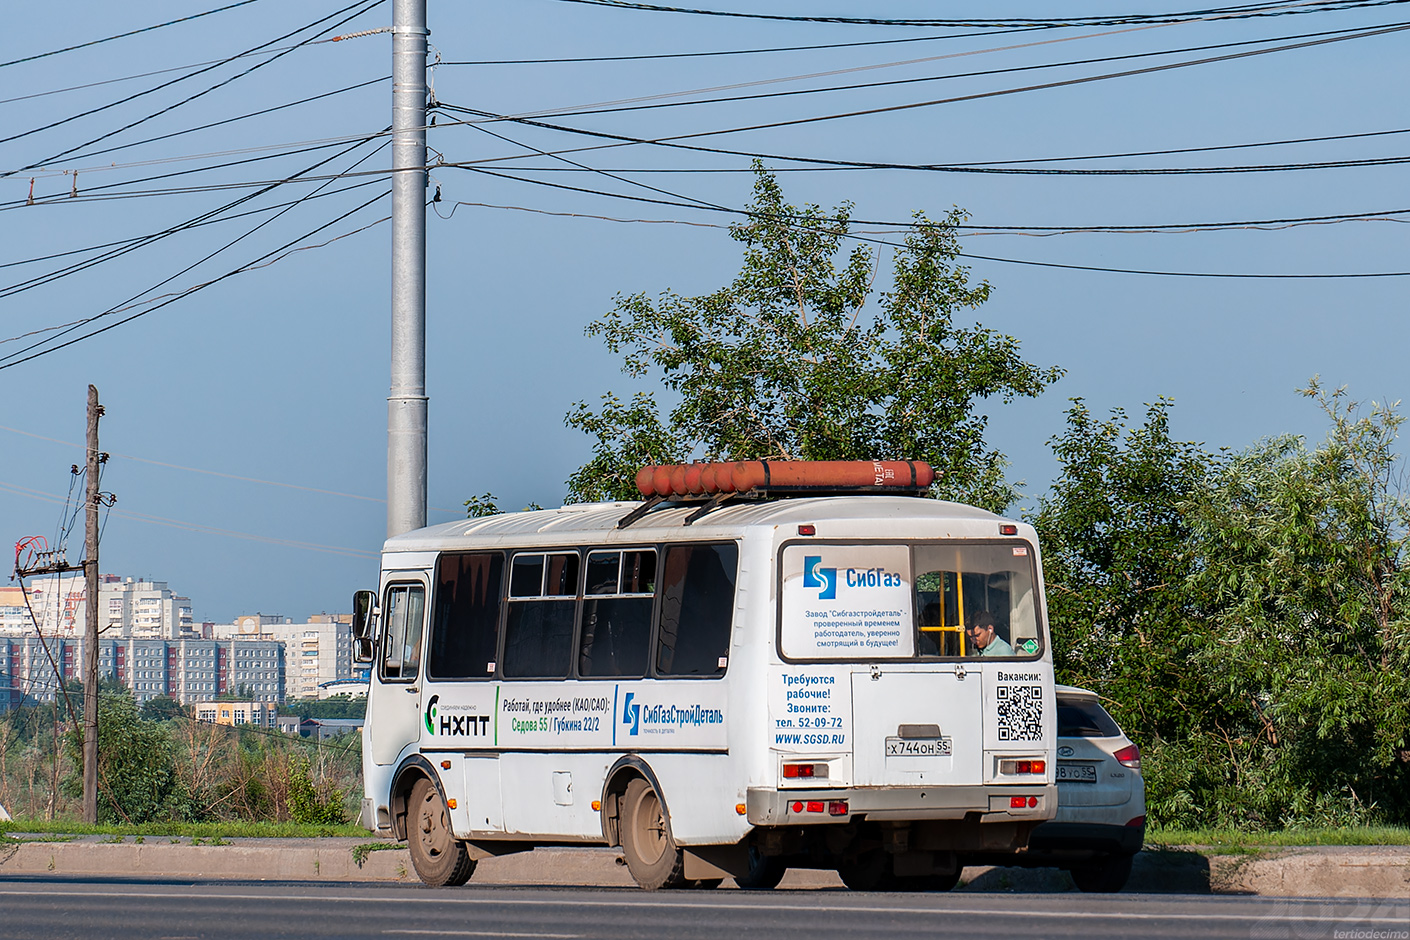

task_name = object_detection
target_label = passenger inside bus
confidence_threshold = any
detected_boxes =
[965,610,1013,657]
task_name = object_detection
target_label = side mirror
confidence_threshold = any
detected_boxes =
[352,589,377,663]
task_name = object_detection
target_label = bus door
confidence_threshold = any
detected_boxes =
[368,577,428,766]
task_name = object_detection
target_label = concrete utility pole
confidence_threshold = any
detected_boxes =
[83,384,102,824]
[387,0,429,538]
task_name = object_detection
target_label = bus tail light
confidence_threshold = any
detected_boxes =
[446,798,457,810]
[805,801,825,814]
[999,524,1018,535]
[1010,796,1039,809]
[592,800,602,812]
[782,763,817,778]
[736,804,747,816]
[828,801,848,816]
[1001,758,1046,775]
[1114,744,1142,770]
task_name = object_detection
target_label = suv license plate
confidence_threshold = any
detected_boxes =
[1056,762,1097,782]
[885,736,952,757]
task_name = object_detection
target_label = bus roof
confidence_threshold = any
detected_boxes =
[382,496,1010,553]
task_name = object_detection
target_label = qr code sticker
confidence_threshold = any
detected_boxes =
[997,685,1043,741]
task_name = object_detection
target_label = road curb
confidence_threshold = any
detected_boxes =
[1,837,1406,896]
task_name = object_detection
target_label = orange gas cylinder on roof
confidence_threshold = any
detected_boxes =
[634,460,934,499]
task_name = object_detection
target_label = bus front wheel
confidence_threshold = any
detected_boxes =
[620,778,687,889]
[407,778,475,887]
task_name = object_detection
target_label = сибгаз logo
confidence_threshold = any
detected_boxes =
[622,692,640,736]
[803,555,837,600]
[424,694,439,735]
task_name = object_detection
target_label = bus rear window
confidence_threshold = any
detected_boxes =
[780,542,1042,661]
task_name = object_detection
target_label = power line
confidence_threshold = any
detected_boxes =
[492,20,1409,124]
[0,0,269,70]
[433,20,1410,152]
[0,480,378,559]
[443,162,1410,278]
[0,28,392,107]
[548,0,1410,27]
[0,178,383,273]
[0,0,382,178]
[48,76,390,172]
[436,196,1410,235]
[0,189,391,370]
[2,136,383,213]
[0,136,388,301]
[438,26,1046,65]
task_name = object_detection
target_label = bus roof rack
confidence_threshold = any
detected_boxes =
[617,460,935,528]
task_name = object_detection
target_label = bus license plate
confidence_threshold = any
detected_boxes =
[885,736,952,757]
[1056,762,1098,782]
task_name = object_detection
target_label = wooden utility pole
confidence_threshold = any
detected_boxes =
[83,384,102,824]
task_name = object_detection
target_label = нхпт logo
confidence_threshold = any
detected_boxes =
[424,694,439,735]
[803,555,837,600]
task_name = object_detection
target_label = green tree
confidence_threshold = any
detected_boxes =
[1032,398,1214,744]
[138,695,188,723]
[62,689,195,824]
[1179,379,1410,828]
[565,166,1062,511]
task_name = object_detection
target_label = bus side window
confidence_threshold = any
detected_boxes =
[381,583,425,681]
[429,552,504,680]
[656,543,738,677]
[503,552,579,678]
[579,549,655,678]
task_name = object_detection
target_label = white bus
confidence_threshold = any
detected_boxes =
[354,470,1057,890]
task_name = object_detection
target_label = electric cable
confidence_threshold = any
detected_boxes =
[50,76,390,171]
[548,0,1410,27]
[0,136,389,301]
[1,29,392,107]
[0,0,270,70]
[443,162,1410,278]
[0,135,391,301]
[0,189,392,370]
[439,25,1046,65]
[0,177,383,273]
[0,0,382,177]
[431,19,1410,152]
[2,135,383,213]
[485,20,1409,124]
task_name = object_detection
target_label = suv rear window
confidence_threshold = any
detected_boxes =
[1056,697,1121,737]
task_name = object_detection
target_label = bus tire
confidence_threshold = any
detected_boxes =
[620,777,687,889]
[1070,853,1132,893]
[407,778,475,887]
[837,849,897,892]
[734,845,786,890]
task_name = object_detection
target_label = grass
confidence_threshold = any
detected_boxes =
[351,842,405,867]
[1146,826,1410,848]
[0,818,369,839]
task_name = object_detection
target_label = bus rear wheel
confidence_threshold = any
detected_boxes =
[620,778,687,889]
[407,778,475,887]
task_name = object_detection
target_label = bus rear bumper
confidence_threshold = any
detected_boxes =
[746,785,1057,826]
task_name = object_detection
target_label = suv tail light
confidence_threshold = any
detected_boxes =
[1113,744,1141,771]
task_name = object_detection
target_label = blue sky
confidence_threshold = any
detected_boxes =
[2,1,1406,622]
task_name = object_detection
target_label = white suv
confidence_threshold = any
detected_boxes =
[1021,685,1146,892]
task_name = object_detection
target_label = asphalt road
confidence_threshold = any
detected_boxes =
[0,878,1406,940]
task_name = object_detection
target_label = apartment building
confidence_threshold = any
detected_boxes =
[0,635,285,709]
[1,575,192,639]
[215,614,359,700]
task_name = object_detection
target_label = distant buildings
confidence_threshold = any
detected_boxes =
[0,635,284,707]
[0,572,364,710]
[193,700,278,729]
[211,613,367,700]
